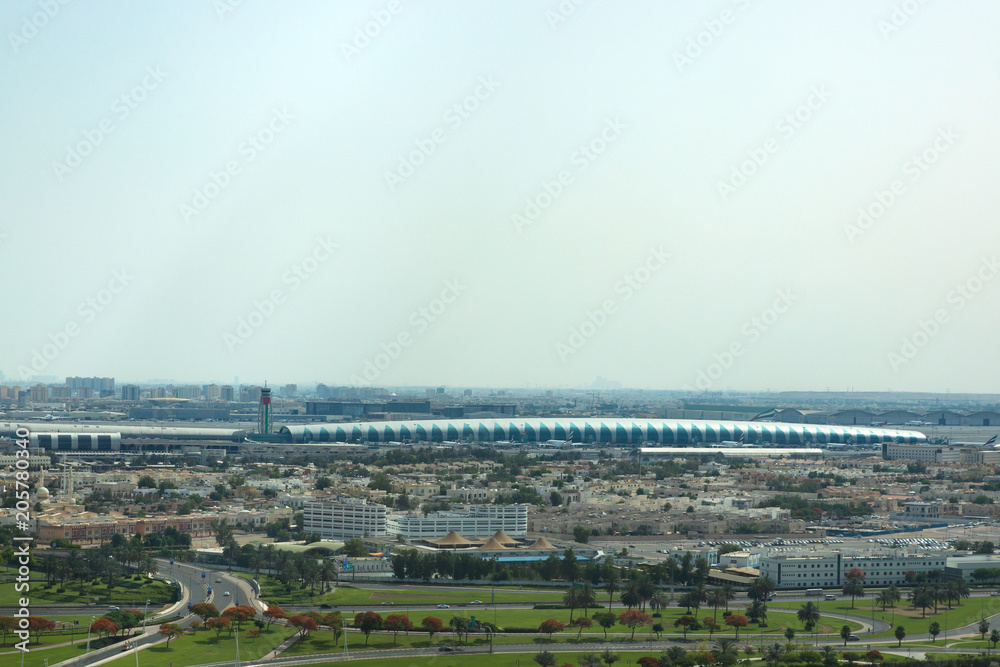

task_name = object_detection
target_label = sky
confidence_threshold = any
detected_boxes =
[2,0,999,393]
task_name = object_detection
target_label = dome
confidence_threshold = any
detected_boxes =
[36,487,50,500]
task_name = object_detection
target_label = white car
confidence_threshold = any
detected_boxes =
[223,591,230,596]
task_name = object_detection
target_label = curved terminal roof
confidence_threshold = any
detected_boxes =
[277,418,925,446]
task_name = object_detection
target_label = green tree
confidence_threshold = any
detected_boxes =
[343,538,368,557]
[573,525,590,544]
[841,625,852,646]
[980,618,991,640]
[894,625,906,647]
[928,621,940,643]
[533,650,557,667]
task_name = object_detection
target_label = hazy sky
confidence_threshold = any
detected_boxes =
[3,1,999,393]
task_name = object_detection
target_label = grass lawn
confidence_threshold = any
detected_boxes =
[817,596,1000,637]
[244,576,564,606]
[0,577,175,606]
[99,625,297,667]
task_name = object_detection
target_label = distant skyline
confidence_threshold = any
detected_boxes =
[3,1,999,392]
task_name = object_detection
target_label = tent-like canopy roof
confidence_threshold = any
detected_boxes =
[527,537,557,550]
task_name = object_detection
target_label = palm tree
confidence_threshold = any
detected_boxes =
[579,584,596,618]
[662,646,687,667]
[707,588,727,620]
[797,602,821,632]
[620,580,641,609]
[764,642,783,667]
[604,572,620,611]
[636,573,655,612]
[649,592,667,616]
[721,584,735,611]
[746,599,768,627]
[689,585,707,614]
[714,638,739,662]
[842,576,865,609]
[563,587,580,623]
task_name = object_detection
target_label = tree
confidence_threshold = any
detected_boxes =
[323,611,343,646]
[714,638,739,664]
[865,650,884,664]
[619,609,652,640]
[842,568,866,609]
[262,605,285,630]
[724,614,748,640]
[247,629,260,640]
[222,605,256,635]
[353,611,382,645]
[343,538,368,558]
[550,491,563,507]
[421,615,444,644]
[27,618,55,644]
[191,602,220,623]
[594,611,617,640]
[158,622,183,647]
[746,599,768,627]
[580,584,597,618]
[674,615,696,639]
[797,602,820,632]
[573,525,590,544]
[981,618,992,640]
[784,627,795,643]
[703,617,720,639]
[449,615,469,644]
[564,587,581,623]
[534,651,557,667]
[604,572,620,611]
[91,618,118,639]
[991,629,1000,650]
[652,622,664,639]
[840,625,852,646]
[707,589,727,621]
[288,615,318,638]
[206,617,230,638]
[764,643,783,667]
[600,649,620,666]
[579,653,604,667]
[539,618,565,640]
[570,616,593,638]
[638,657,660,667]
[0,617,16,646]
[928,621,940,643]
[383,614,413,645]
[894,625,906,646]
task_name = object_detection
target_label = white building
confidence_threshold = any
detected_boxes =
[388,504,528,539]
[302,497,388,539]
[761,551,949,589]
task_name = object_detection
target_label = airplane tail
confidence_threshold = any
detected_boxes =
[986,434,998,447]
[751,409,776,422]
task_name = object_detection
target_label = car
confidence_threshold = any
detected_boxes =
[991,592,1000,597]
[470,600,482,605]
[437,604,450,609]
[320,603,333,609]
[223,591,230,596]
[108,606,120,611]
[438,647,454,652]
[216,578,222,583]
[380,601,394,606]
[848,635,860,642]
[121,643,132,652]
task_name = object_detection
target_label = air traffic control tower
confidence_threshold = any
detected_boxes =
[257,387,271,435]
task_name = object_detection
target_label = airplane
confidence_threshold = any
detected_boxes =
[870,420,887,427]
[750,409,776,422]
[987,435,998,447]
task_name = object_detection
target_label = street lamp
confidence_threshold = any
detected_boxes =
[86,615,95,654]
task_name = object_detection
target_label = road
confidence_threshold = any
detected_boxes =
[46,559,261,667]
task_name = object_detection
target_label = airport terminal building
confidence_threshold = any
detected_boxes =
[278,419,925,446]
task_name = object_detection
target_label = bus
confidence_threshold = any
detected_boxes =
[806,588,823,596]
